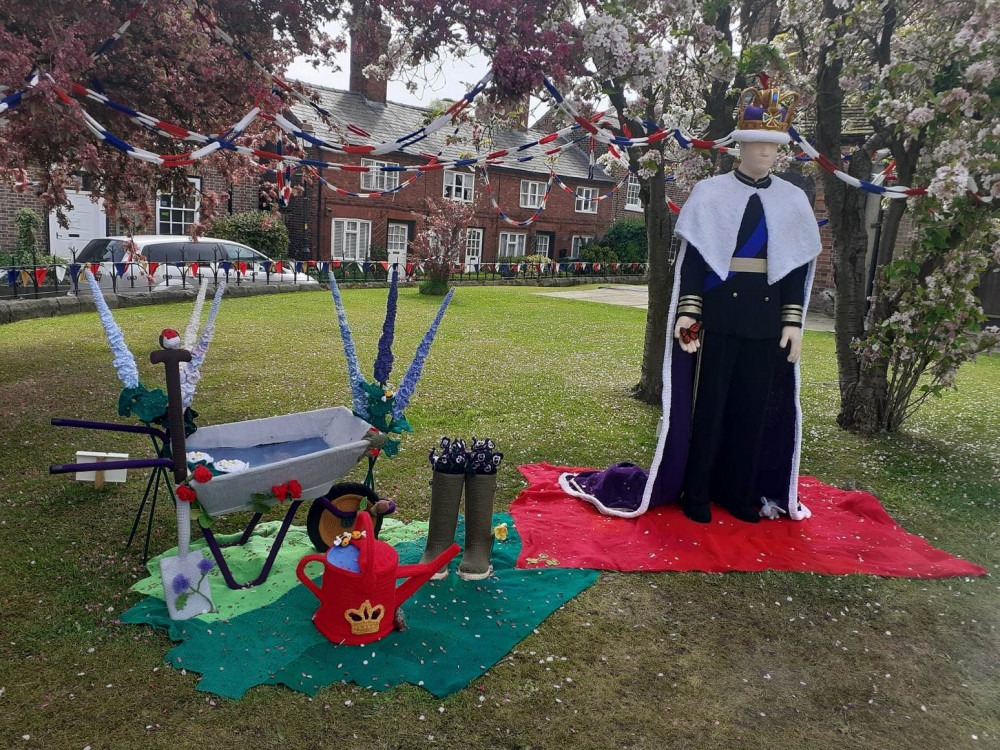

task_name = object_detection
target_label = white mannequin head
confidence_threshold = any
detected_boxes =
[737,140,780,180]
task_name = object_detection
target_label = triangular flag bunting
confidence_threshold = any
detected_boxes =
[20,269,31,286]
[320,262,329,273]
[406,262,414,274]
[238,261,248,275]
[379,261,389,271]
[89,263,101,275]
[55,265,66,283]
[6,270,17,286]
[219,261,232,273]
[333,260,341,268]
[148,262,159,276]
[35,268,48,285]
[295,262,303,273]
[274,261,283,274]
[189,263,200,277]
[114,262,127,278]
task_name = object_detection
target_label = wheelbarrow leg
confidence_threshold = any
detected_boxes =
[199,500,304,589]
[126,467,158,551]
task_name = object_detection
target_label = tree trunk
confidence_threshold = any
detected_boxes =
[634,164,674,405]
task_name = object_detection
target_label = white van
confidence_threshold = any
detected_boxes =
[68,235,317,295]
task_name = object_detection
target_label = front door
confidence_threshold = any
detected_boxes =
[49,190,107,260]
[386,222,409,278]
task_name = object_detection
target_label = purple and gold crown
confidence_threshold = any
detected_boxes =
[731,87,799,145]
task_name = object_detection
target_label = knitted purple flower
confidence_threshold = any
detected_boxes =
[197,557,215,575]
[171,573,191,595]
[373,267,398,385]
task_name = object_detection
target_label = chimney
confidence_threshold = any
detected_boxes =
[349,13,390,104]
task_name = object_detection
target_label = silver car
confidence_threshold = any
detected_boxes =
[68,235,317,295]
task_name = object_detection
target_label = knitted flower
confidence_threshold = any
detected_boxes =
[287,479,303,499]
[493,522,509,541]
[192,465,213,483]
[272,484,288,503]
[175,484,197,503]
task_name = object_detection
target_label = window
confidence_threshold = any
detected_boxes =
[361,159,400,192]
[625,175,642,212]
[157,177,201,235]
[465,228,484,266]
[571,236,594,255]
[533,234,551,258]
[331,219,372,261]
[443,170,475,202]
[520,180,546,209]
[574,186,598,213]
[498,232,526,258]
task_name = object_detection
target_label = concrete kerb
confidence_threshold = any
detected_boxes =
[1,275,650,325]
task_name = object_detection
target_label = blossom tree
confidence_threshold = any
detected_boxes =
[410,196,476,293]
[782,0,1000,433]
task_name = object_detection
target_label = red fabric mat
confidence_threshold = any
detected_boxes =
[511,464,987,578]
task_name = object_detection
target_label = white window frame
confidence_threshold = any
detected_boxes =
[443,170,475,203]
[533,234,551,258]
[519,180,546,209]
[386,222,408,257]
[571,235,594,255]
[498,232,527,258]
[465,228,484,266]
[574,186,599,214]
[361,159,400,192]
[625,175,643,212]
[331,218,372,261]
[156,177,201,236]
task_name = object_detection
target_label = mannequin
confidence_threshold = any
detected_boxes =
[559,86,822,523]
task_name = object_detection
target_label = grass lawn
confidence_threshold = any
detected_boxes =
[0,284,997,749]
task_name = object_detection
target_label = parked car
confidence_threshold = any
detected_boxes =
[68,235,317,295]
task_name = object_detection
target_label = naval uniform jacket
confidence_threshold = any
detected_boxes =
[676,170,808,338]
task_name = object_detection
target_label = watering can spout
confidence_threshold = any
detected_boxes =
[395,542,460,603]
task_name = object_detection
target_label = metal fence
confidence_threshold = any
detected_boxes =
[1,257,650,301]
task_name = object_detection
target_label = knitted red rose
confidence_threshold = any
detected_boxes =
[192,465,213,483]
[176,484,197,503]
[271,484,288,503]
[287,480,302,499]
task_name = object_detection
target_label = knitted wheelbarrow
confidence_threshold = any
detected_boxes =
[51,345,393,591]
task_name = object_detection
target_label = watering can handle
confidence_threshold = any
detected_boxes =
[357,511,378,592]
[296,554,326,599]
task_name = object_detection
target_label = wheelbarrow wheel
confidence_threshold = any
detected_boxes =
[307,482,381,553]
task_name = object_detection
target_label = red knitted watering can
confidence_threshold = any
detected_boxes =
[296,511,459,645]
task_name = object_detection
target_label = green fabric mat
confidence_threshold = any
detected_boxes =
[131,518,429,622]
[121,514,598,699]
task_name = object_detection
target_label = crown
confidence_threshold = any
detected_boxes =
[344,599,385,635]
[733,87,799,144]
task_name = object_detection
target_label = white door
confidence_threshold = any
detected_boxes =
[49,191,106,260]
[386,222,408,278]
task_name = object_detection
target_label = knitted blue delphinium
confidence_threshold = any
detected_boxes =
[329,277,455,458]
[373,268,398,385]
[330,274,369,419]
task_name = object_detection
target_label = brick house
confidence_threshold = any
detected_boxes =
[0,170,258,261]
[280,57,617,268]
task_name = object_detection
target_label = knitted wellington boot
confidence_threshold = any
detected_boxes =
[420,471,465,580]
[458,473,497,581]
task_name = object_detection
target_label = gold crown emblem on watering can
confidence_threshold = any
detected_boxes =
[296,511,459,644]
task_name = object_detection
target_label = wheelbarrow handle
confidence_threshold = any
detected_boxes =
[51,418,168,442]
[50,458,175,475]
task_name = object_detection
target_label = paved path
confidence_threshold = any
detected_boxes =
[538,285,836,332]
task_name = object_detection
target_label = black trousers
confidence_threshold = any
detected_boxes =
[683,332,782,509]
